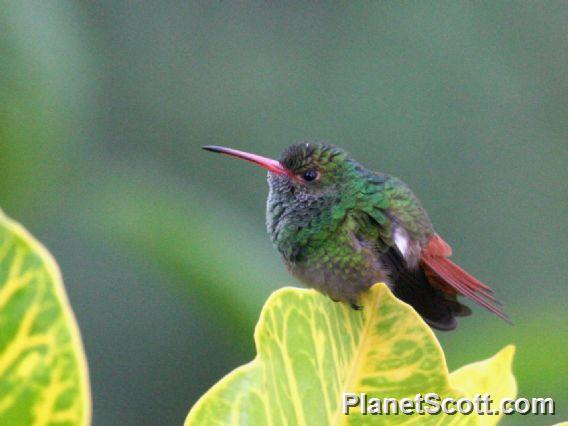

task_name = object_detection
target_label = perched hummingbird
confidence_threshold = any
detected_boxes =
[203,142,508,330]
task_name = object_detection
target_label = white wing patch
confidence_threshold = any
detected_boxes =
[393,226,421,268]
[394,227,410,259]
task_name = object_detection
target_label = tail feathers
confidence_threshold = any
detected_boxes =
[381,246,471,331]
[421,248,511,324]
[391,274,461,331]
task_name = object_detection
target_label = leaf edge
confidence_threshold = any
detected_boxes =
[0,209,92,425]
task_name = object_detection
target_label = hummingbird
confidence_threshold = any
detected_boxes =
[203,142,508,330]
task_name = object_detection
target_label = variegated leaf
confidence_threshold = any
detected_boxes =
[0,210,91,425]
[186,283,515,425]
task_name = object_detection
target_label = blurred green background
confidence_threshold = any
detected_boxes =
[2,2,567,425]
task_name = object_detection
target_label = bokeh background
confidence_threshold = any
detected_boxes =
[2,2,567,425]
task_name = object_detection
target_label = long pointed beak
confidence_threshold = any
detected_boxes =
[202,145,288,175]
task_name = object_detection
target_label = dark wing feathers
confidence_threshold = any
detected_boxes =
[380,246,469,330]
[358,175,509,328]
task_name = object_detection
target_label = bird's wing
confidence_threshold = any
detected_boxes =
[353,180,467,330]
[358,176,434,264]
[356,174,509,324]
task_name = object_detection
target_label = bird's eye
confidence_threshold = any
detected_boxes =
[301,169,319,182]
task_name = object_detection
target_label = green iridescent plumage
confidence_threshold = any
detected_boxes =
[204,141,508,330]
[266,142,437,309]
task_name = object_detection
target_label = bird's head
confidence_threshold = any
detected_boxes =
[202,141,359,201]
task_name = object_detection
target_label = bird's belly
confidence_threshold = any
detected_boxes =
[284,242,387,305]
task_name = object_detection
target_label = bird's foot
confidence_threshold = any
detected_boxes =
[350,303,363,311]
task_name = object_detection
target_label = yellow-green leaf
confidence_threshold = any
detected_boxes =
[0,210,91,425]
[186,283,515,425]
[450,346,517,426]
